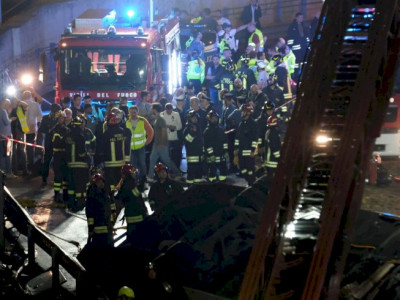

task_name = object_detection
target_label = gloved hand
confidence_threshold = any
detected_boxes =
[233,155,239,166]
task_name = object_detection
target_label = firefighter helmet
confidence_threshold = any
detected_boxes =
[154,162,168,174]
[241,103,254,113]
[272,54,283,65]
[220,58,236,72]
[207,110,219,120]
[264,101,275,112]
[106,113,119,125]
[111,108,124,124]
[187,110,199,119]
[267,115,278,127]
[118,286,135,298]
[91,173,105,183]
[71,116,84,126]
[121,164,136,176]
[240,55,250,65]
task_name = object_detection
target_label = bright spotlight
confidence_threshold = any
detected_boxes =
[127,10,135,18]
[21,73,33,86]
[6,85,17,97]
[315,135,332,145]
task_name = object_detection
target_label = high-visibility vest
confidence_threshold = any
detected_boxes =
[248,29,264,49]
[186,58,205,83]
[126,117,146,150]
[16,106,30,133]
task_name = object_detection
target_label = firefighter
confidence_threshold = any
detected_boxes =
[215,58,236,93]
[221,92,238,173]
[115,164,145,241]
[148,163,184,213]
[183,110,204,185]
[264,115,281,179]
[257,101,275,157]
[39,103,61,187]
[249,84,269,119]
[86,173,115,248]
[49,110,69,203]
[82,116,96,169]
[203,110,228,182]
[65,116,89,211]
[263,75,288,139]
[234,104,258,186]
[98,113,131,193]
[235,56,256,91]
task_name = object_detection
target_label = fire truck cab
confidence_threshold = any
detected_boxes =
[54,9,181,103]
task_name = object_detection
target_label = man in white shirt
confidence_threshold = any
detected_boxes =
[22,90,42,170]
[160,103,183,170]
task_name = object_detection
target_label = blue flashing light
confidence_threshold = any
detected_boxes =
[106,10,117,21]
[127,10,135,18]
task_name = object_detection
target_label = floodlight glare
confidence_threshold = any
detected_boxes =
[6,85,17,97]
[21,73,33,86]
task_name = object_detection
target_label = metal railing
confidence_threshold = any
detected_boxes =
[0,173,86,297]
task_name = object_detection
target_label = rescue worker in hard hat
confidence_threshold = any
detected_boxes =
[39,103,61,187]
[49,110,69,203]
[65,116,89,211]
[234,103,258,186]
[235,56,257,91]
[215,58,236,92]
[262,75,288,140]
[148,163,184,213]
[264,115,281,179]
[256,101,275,157]
[115,164,146,242]
[203,110,228,182]
[97,112,131,193]
[183,110,204,185]
[117,286,135,300]
[86,173,115,248]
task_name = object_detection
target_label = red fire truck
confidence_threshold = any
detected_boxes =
[54,9,181,103]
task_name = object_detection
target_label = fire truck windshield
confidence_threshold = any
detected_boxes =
[59,47,147,91]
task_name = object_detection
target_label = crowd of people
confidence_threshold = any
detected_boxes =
[0,2,321,298]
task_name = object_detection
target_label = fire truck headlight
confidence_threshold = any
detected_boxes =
[20,73,33,86]
[6,85,17,97]
[315,135,332,145]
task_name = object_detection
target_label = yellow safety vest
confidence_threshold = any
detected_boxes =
[16,106,30,134]
[126,117,146,150]
[248,29,264,49]
[186,58,205,83]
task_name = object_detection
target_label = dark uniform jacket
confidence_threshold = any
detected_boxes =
[118,177,145,224]
[99,124,131,167]
[86,184,115,234]
[235,66,256,90]
[50,123,69,154]
[183,121,203,157]
[203,122,228,159]
[265,126,281,168]
[256,113,269,148]
[235,117,258,156]
[65,127,88,167]
[215,69,236,91]
[148,178,184,212]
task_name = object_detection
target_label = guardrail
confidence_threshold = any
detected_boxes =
[0,173,86,296]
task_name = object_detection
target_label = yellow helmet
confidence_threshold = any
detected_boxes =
[118,286,135,298]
